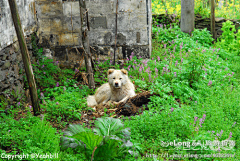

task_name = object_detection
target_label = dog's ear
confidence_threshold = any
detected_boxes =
[121,69,128,75]
[108,69,115,75]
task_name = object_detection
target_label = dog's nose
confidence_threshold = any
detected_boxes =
[115,82,118,86]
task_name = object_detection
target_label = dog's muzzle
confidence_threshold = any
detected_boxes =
[114,82,120,88]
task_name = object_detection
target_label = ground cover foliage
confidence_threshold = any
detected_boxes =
[0,21,240,160]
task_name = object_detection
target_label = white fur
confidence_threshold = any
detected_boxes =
[87,69,135,107]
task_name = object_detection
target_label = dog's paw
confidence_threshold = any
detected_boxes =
[106,100,116,106]
[113,101,119,105]
[107,100,119,105]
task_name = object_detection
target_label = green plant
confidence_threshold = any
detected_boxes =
[192,28,214,47]
[29,35,75,89]
[41,83,90,128]
[31,58,75,89]
[62,117,137,161]
[0,114,60,157]
[118,22,240,160]
[216,21,240,55]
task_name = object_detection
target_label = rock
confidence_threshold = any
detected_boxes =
[2,60,10,70]
[11,53,17,62]
[13,65,20,79]
[27,43,32,50]
[43,48,53,59]
[0,61,4,67]
[0,71,7,82]
[0,49,5,56]
[13,42,20,52]
[0,83,10,92]
[9,77,15,85]
[2,55,7,61]
[215,17,225,23]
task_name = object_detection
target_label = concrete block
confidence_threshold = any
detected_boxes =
[38,18,51,34]
[116,33,127,45]
[90,17,108,29]
[88,30,114,45]
[128,14,148,30]
[63,2,80,17]
[86,1,112,15]
[103,32,113,45]
[110,0,146,14]
[37,0,61,2]
[113,13,130,31]
[62,16,81,33]
[50,18,63,33]
[36,1,63,18]
[34,0,151,58]
[59,33,80,46]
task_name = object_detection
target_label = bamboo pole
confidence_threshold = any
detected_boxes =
[8,0,40,116]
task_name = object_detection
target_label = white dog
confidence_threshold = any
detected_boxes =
[87,69,135,107]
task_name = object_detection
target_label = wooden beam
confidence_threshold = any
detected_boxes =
[79,0,95,89]
[8,0,40,115]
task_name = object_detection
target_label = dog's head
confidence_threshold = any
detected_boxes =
[108,69,128,88]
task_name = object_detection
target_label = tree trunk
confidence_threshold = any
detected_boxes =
[8,0,40,116]
[211,0,216,41]
[79,0,95,89]
[180,0,195,34]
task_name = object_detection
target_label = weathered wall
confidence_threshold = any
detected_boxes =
[0,0,36,50]
[35,0,152,67]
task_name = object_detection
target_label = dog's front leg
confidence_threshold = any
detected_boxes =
[115,95,129,104]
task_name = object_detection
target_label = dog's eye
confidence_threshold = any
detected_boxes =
[120,78,122,80]
[113,78,115,79]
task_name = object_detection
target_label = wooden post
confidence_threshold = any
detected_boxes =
[8,0,40,116]
[113,0,118,65]
[211,0,216,41]
[79,0,95,89]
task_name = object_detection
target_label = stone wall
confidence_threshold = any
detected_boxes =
[0,36,34,103]
[195,14,240,38]
[35,0,152,67]
[0,0,36,103]
[153,14,240,39]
